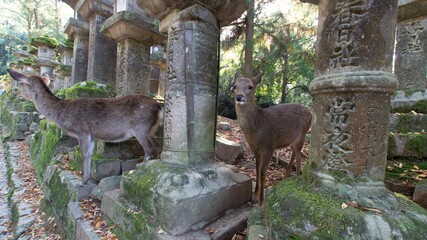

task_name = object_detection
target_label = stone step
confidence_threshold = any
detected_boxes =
[389,113,427,133]
[388,133,427,159]
[391,90,427,114]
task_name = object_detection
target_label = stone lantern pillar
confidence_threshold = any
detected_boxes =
[64,18,90,85]
[149,45,166,97]
[101,1,251,238]
[252,1,427,238]
[76,0,117,85]
[55,43,74,89]
[101,0,166,96]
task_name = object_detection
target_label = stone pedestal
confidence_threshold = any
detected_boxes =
[76,0,117,85]
[65,18,90,85]
[101,1,251,238]
[101,5,166,96]
[249,0,427,239]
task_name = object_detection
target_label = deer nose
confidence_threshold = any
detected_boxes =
[236,95,245,102]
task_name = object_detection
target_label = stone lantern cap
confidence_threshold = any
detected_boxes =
[101,11,166,45]
[136,0,248,27]
[13,50,32,58]
[64,18,90,38]
[30,36,59,49]
[34,58,60,68]
[76,0,114,20]
[62,0,79,9]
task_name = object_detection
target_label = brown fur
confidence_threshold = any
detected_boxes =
[233,73,311,206]
[8,69,162,184]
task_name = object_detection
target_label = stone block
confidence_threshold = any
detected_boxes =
[121,158,143,172]
[91,175,121,201]
[389,113,427,133]
[122,160,252,236]
[413,180,427,208]
[90,159,121,182]
[388,133,427,158]
[217,121,231,131]
[75,219,100,240]
[215,137,244,165]
[95,139,145,160]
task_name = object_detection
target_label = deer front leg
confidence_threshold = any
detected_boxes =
[284,150,296,178]
[254,151,262,204]
[78,136,95,184]
[258,151,272,207]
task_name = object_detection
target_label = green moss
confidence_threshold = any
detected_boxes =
[63,39,74,49]
[267,177,364,239]
[31,35,59,48]
[394,114,413,133]
[56,81,116,99]
[387,134,397,157]
[392,100,427,114]
[30,120,61,181]
[48,169,76,225]
[405,134,427,158]
[385,160,427,184]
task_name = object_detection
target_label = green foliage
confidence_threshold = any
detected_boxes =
[218,0,317,118]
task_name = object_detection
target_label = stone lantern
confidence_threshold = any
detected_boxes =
[101,0,166,96]
[31,37,60,79]
[101,0,251,238]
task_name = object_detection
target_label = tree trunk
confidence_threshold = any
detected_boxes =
[243,0,255,77]
[280,25,291,103]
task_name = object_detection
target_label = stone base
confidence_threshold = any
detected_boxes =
[388,132,427,158]
[248,171,427,239]
[102,160,252,237]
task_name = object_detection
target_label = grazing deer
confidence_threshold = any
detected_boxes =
[233,73,311,206]
[7,69,162,184]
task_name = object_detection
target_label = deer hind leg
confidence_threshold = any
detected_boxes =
[284,149,296,178]
[286,137,305,177]
[78,136,95,184]
[133,128,155,161]
[254,151,262,204]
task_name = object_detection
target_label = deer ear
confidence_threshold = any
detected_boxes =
[234,72,241,82]
[253,73,264,85]
[7,69,31,84]
[41,73,50,86]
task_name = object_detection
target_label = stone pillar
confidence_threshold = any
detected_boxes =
[309,0,398,183]
[76,0,117,85]
[55,44,73,90]
[65,18,90,85]
[101,1,166,96]
[159,5,219,164]
[149,45,166,96]
[394,0,427,89]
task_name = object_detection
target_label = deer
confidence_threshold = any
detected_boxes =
[233,73,312,206]
[7,69,163,184]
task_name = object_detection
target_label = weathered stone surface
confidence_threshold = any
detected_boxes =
[215,137,244,165]
[64,17,90,85]
[136,0,248,28]
[122,160,252,236]
[91,175,121,201]
[160,4,219,164]
[389,112,427,133]
[90,159,121,182]
[387,133,427,158]
[394,15,427,89]
[413,180,427,208]
[94,139,144,160]
[121,158,143,172]
[217,121,231,131]
[75,219,101,240]
[76,0,117,85]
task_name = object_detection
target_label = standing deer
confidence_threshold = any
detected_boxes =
[233,73,311,206]
[7,69,162,184]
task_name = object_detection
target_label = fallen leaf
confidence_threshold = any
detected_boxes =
[205,226,216,234]
[341,202,348,209]
[258,234,265,239]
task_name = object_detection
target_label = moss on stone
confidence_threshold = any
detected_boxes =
[394,114,413,133]
[48,169,77,225]
[56,81,115,99]
[30,120,61,181]
[31,36,59,48]
[392,99,427,114]
[405,134,427,158]
[265,174,427,239]
[387,133,397,157]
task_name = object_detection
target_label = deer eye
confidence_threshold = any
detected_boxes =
[248,86,253,90]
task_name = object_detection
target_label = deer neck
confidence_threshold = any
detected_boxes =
[235,101,259,129]
[32,86,63,122]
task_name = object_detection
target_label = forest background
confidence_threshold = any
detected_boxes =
[0,0,318,118]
